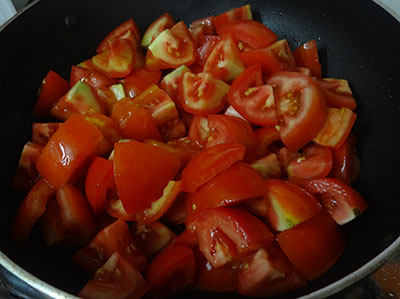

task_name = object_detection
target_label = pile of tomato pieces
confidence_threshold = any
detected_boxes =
[12,4,368,298]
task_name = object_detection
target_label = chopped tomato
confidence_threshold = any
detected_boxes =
[78,252,148,299]
[254,127,281,158]
[39,198,68,246]
[124,68,162,98]
[132,221,176,258]
[12,178,55,241]
[251,153,282,179]
[238,244,307,297]
[240,40,297,75]
[32,123,61,146]
[70,66,118,89]
[303,178,368,225]
[195,35,220,66]
[146,243,196,298]
[113,141,181,214]
[186,162,266,215]
[287,143,333,183]
[136,180,182,225]
[56,183,97,245]
[160,65,191,108]
[36,114,103,189]
[11,142,42,193]
[264,179,322,231]
[329,135,361,184]
[50,81,105,121]
[161,193,188,225]
[214,5,253,32]
[277,211,346,280]
[189,17,216,45]
[293,40,322,78]
[266,71,327,151]
[141,13,175,47]
[85,157,115,215]
[175,229,198,249]
[228,64,278,126]
[181,142,246,192]
[278,147,301,169]
[148,21,196,68]
[218,20,278,50]
[187,208,274,267]
[203,36,245,82]
[316,78,356,110]
[188,115,210,148]
[32,70,70,118]
[72,219,147,274]
[105,195,137,221]
[180,71,229,115]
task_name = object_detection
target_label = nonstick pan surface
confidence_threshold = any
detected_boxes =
[0,0,399,298]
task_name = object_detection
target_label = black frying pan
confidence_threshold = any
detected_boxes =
[1,0,400,298]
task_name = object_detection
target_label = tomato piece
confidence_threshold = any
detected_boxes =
[254,127,281,158]
[32,123,61,146]
[56,184,97,245]
[189,17,216,45]
[92,38,136,78]
[11,142,42,193]
[136,180,182,225]
[188,115,210,148]
[39,198,68,246]
[124,68,162,98]
[97,19,141,54]
[240,40,297,75]
[313,107,356,150]
[293,40,322,78]
[78,252,148,299]
[303,178,368,225]
[36,114,103,189]
[146,243,196,298]
[113,141,181,214]
[251,153,282,179]
[278,146,301,169]
[181,142,246,193]
[329,135,361,184]
[187,208,274,267]
[132,221,176,258]
[195,35,220,66]
[287,143,333,183]
[238,244,307,297]
[203,36,245,82]
[228,64,278,126]
[105,195,137,221]
[141,12,175,47]
[266,71,327,151]
[276,211,346,280]
[72,219,147,274]
[85,157,114,215]
[218,20,278,50]
[70,66,118,89]
[148,21,196,68]
[175,229,198,249]
[207,114,256,161]
[186,162,266,215]
[110,99,162,141]
[12,178,55,241]
[214,5,253,32]
[195,249,239,292]
[160,65,191,108]
[180,71,229,115]
[161,192,188,226]
[33,70,70,118]
[50,81,105,121]
[264,179,322,231]
[316,78,356,110]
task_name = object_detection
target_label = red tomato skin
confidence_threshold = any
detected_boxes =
[316,79,357,110]
[32,123,61,146]
[266,71,327,151]
[39,198,68,246]
[188,115,210,148]
[113,141,181,214]
[181,142,246,193]
[195,35,220,66]
[124,68,162,98]
[303,178,368,225]
[33,71,70,117]
[254,127,281,158]
[78,252,148,299]
[70,65,118,89]
[146,243,196,298]
[12,178,55,241]
[214,5,253,32]
[36,114,103,189]
[186,162,266,216]
[277,211,347,280]
[142,12,176,47]
[293,40,322,78]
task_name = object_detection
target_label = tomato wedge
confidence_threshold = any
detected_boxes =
[70,65,118,89]
[254,127,281,158]
[181,142,246,192]
[214,5,253,31]
[228,64,278,126]
[32,123,61,146]
[124,68,162,98]
[266,71,327,151]
[316,78,356,110]
[141,13,175,48]
[293,40,322,78]
[303,178,368,225]
[160,65,191,108]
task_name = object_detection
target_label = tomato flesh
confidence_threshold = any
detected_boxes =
[293,40,321,78]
